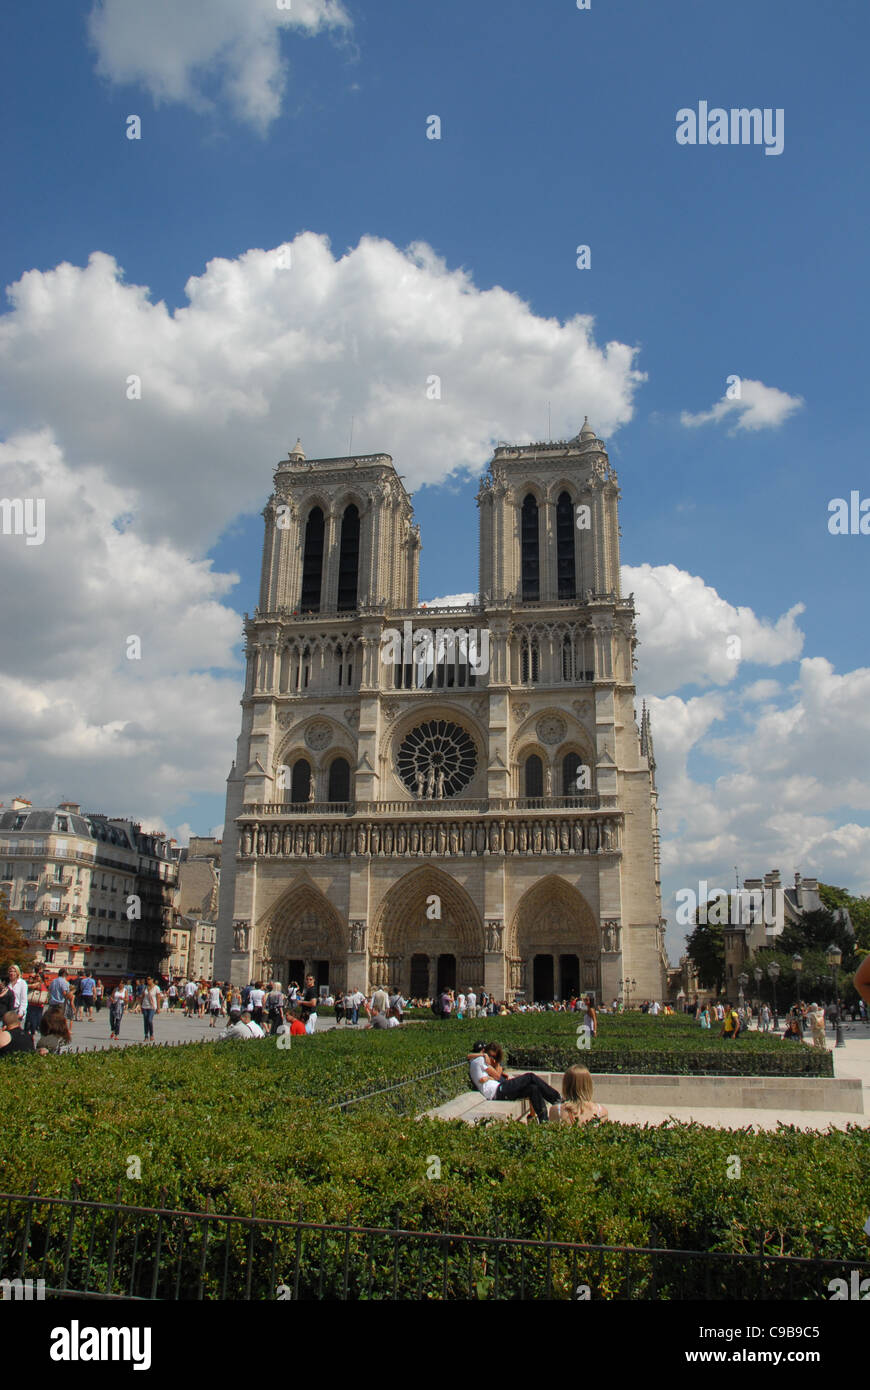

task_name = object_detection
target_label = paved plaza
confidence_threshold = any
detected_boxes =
[62,1004,343,1050]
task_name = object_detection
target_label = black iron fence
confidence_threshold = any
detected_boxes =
[0,1186,866,1301]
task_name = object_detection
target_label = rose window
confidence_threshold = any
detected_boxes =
[398,719,477,798]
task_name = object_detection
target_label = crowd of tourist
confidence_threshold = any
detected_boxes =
[692,996,866,1045]
[1,957,867,1058]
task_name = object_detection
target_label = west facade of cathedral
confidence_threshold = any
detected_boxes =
[214,422,667,1002]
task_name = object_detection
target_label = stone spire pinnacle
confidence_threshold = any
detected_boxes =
[288,437,306,461]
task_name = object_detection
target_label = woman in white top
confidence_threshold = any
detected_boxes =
[208,984,223,1027]
[8,964,28,1022]
[549,1065,609,1125]
[109,984,126,1040]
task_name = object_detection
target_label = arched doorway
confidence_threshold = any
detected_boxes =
[532,954,554,1001]
[370,867,484,997]
[410,953,430,999]
[436,954,457,993]
[509,876,600,1001]
[559,953,580,998]
[258,879,347,993]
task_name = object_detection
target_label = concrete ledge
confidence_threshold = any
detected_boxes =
[469,1098,530,1122]
[424,1072,864,1124]
[537,1072,863,1114]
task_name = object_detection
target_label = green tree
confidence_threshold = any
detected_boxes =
[0,890,33,977]
[818,883,870,952]
[749,900,861,1008]
[685,918,725,993]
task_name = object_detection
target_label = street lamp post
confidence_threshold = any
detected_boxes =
[792,953,803,1028]
[737,971,748,1016]
[618,977,636,1010]
[826,943,844,1048]
[767,959,781,1031]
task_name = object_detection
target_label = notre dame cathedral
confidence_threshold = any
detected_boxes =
[214,420,667,1002]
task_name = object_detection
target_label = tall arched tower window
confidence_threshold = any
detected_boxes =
[556,492,576,599]
[561,635,574,681]
[562,752,588,797]
[327,757,351,802]
[521,494,539,601]
[524,754,544,799]
[520,637,539,683]
[337,504,360,611]
[300,507,325,612]
[290,759,312,803]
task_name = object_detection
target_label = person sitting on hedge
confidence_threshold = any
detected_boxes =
[276,1007,306,1038]
[467,1041,561,1123]
[549,1065,608,1125]
[0,1008,35,1057]
[220,1009,261,1040]
[38,1006,72,1054]
[782,1018,803,1042]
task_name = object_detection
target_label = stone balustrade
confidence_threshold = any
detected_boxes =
[237,810,622,860]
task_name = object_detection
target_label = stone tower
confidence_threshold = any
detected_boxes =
[214,424,666,1003]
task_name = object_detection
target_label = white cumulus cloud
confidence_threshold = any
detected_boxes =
[88,0,351,130]
[0,430,241,821]
[625,562,804,693]
[0,237,646,550]
[680,378,804,433]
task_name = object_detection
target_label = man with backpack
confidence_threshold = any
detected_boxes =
[265,982,285,1034]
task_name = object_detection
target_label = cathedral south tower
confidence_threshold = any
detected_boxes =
[215,423,666,1003]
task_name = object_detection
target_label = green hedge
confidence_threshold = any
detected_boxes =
[0,1012,859,1298]
[0,1035,866,1299]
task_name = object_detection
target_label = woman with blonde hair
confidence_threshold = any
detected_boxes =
[549,1065,608,1124]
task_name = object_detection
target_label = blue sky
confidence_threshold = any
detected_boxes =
[1,0,868,959]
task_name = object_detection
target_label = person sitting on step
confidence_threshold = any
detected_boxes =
[549,1065,608,1124]
[467,1041,561,1123]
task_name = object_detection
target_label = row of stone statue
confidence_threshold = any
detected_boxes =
[239,816,620,859]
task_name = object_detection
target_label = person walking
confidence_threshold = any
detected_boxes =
[25,970,49,1036]
[721,1003,741,1039]
[265,981,284,1033]
[109,983,126,1040]
[808,1002,826,1050]
[80,969,96,1021]
[581,995,597,1042]
[141,977,162,1042]
[299,974,319,1035]
[208,982,224,1028]
[250,981,266,1029]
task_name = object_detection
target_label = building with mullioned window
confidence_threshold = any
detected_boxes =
[215,421,667,1002]
[0,798,175,978]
